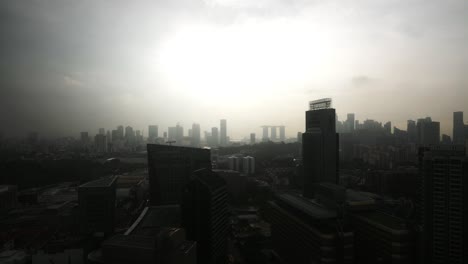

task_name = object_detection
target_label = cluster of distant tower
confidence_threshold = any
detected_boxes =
[260,125,286,142]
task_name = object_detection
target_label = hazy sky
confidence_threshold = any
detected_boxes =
[1,0,468,139]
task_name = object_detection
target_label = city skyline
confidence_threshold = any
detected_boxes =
[1,0,468,138]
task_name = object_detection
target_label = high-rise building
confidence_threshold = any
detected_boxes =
[250,133,256,144]
[211,127,219,147]
[384,121,391,134]
[417,119,440,145]
[78,176,117,235]
[220,119,227,146]
[168,127,176,141]
[176,124,184,144]
[148,125,158,143]
[453,111,465,144]
[262,126,269,142]
[346,113,355,132]
[99,128,105,135]
[408,120,417,143]
[147,144,211,205]
[181,169,228,264]
[125,126,135,145]
[421,145,468,264]
[302,98,338,198]
[297,132,302,143]
[271,126,277,141]
[242,156,255,175]
[95,134,107,153]
[191,123,201,147]
[117,125,124,140]
[279,126,285,141]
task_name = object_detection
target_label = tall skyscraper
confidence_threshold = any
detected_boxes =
[117,125,124,140]
[211,127,219,147]
[453,111,464,144]
[95,134,107,153]
[191,123,201,147]
[148,125,158,143]
[302,98,338,198]
[421,145,468,264]
[175,124,184,144]
[262,126,269,142]
[279,126,285,141]
[417,118,440,145]
[408,120,417,143]
[182,169,228,264]
[250,133,256,144]
[270,126,277,141]
[147,144,211,205]
[168,126,176,141]
[220,119,227,146]
[346,113,355,132]
[384,121,391,134]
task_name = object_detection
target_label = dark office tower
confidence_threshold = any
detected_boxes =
[95,134,107,153]
[420,121,440,146]
[453,111,464,144]
[106,130,111,143]
[191,123,201,147]
[302,98,338,198]
[147,144,211,205]
[262,126,269,142]
[182,169,228,264]
[168,126,176,141]
[346,113,355,132]
[176,124,184,144]
[78,176,117,235]
[211,127,219,147]
[270,126,277,141]
[408,120,417,143]
[220,119,227,146]
[148,125,158,143]
[279,126,285,141]
[250,133,256,144]
[384,121,391,134]
[421,145,468,264]
[117,125,124,140]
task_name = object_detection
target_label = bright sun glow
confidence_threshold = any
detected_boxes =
[156,18,341,102]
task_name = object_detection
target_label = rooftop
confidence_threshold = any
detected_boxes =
[79,176,118,188]
[276,192,337,220]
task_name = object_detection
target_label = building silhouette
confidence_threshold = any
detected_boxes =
[271,126,277,141]
[421,145,468,264]
[453,111,465,144]
[181,169,228,264]
[148,125,159,143]
[147,144,211,205]
[302,98,339,198]
[220,119,227,146]
[279,126,285,141]
[78,176,117,235]
[191,123,201,147]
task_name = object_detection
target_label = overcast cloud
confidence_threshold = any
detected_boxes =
[1,0,467,138]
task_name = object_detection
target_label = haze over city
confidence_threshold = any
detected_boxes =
[1,0,468,138]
